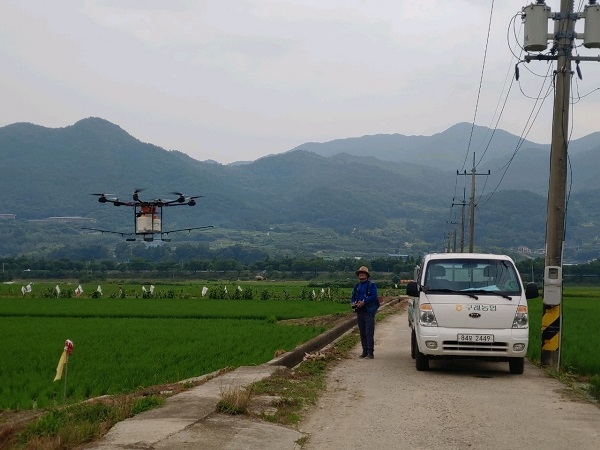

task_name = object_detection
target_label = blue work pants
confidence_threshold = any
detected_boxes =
[356,309,375,355]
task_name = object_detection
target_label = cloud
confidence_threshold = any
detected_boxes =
[1,0,599,164]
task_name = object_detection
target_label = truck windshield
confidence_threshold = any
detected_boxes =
[424,259,521,295]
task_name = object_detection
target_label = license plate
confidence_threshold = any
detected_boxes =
[457,333,494,343]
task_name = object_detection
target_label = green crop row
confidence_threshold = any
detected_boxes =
[0,280,404,301]
[0,297,348,320]
[527,294,600,375]
[0,312,333,411]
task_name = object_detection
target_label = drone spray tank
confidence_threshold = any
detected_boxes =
[136,205,162,234]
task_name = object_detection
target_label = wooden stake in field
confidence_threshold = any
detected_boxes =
[54,339,74,404]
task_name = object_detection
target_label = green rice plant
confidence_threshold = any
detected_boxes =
[527,297,543,364]
[527,289,600,375]
[0,297,348,320]
[2,280,356,304]
[0,311,331,410]
[589,375,600,398]
[561,295,600,374]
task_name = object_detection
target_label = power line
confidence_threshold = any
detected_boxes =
[460,0,496,173]
[473,15,525,170]
[478,62,554,208]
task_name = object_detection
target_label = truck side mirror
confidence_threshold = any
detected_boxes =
[406,280,420,297]
[525,282,539,299]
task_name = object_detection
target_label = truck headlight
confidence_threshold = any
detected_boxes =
[419,303,438,327]
[512,305,528,329]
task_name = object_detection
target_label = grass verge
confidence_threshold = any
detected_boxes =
[542,366,600,405]
[248,332,361,426]
[1,368,233,450]
[528,356,600,405]
[1,395,163,450]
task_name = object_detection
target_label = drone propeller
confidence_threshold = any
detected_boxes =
[132,188,144,202]
[170,192,187,203]
[91,193,115,203]
[91,193,124,205]
[187,195,203,206]
[170,192,203,206]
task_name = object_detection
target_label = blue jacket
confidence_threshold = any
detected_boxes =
[351,280,379,315]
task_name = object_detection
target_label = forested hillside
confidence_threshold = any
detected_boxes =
[1,117,599,262]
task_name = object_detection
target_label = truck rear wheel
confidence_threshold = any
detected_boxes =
[509,357,524,374]
[415,348,429,371]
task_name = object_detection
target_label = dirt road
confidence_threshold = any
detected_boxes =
[300,312,600,450]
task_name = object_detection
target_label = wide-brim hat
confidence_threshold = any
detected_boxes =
[355,266,370,277]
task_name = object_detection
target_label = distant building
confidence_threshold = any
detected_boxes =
[518,246,531,253]
[27,216,96,224]
[0,214,16,220]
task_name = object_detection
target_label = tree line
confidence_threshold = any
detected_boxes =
[2,255,599,285]
[0,255,420,283]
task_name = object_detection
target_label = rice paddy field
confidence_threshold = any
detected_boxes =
[527,286,600,377]
[0,281,354,411]
[1,281,599,411]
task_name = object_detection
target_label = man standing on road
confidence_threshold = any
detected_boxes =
[351,266,379,359]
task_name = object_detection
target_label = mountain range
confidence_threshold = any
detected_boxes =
[0,117,599,262]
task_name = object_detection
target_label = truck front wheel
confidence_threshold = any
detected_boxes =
[410,331,416,359]
[415,347,429,371]
[509,357,524,374]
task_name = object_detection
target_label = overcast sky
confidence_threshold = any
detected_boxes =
[2,0,599,164]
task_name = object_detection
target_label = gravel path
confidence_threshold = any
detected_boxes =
[300,312,600,450]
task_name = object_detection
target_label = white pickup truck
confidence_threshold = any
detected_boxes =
[406,253,539,374]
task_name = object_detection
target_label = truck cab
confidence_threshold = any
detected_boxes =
[406,253,539,374]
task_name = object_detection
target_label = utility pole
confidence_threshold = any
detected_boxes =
[460,196,465,252]
[457,153,489,253]
[520,0,600,370]
[452,226,457,253]
[452,188,467,253]
[543,0,572,370]
[445,222,457,253]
